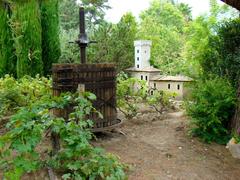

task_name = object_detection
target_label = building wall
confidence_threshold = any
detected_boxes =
[134,41,151,69]
[149,81,184,99]
[131,72,150,85]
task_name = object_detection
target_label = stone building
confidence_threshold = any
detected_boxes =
[126,40,192,100]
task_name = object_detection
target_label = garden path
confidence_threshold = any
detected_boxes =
[94,110,240,180]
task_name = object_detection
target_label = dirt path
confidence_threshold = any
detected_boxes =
[94,111,240,180]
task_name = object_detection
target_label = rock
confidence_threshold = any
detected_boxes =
[227,138,240,159]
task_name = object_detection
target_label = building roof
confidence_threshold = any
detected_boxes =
[151,75,193,82]
[221,0,240,11]
[134,40,152,46]
[126,66,161,72]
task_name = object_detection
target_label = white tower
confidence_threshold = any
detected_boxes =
[134,40,152,69]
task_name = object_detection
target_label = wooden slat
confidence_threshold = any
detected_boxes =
[52,63,117,130]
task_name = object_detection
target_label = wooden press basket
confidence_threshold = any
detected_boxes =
[52,63,121,131]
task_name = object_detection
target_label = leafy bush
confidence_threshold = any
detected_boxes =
[186,78,236,144]
[117,73,147,119]
[0,76,127,179]
[0,92,127,179]
[0,75,51,117]
[147,90,175,114]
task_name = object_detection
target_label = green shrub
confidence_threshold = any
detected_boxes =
[117,73,147,119]
[0,92,127,179]
[186,77,236,144]
[147,90,176,114]
[0,75,51,117]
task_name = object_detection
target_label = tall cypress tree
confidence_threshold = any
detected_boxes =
[11,0,43,78]
[0,1,16,77]
[41,0,61,75]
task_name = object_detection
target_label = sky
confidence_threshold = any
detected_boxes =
[105,0,225,23]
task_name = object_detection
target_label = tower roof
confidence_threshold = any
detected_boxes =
[134,40,152,47]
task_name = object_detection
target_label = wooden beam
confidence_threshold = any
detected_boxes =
[221,0,240,11]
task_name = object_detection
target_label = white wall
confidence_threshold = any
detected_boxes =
[149,81,184,99]
[132,72,150,85]
[134,40,151,69]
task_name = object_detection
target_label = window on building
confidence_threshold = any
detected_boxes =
[137,64,139,68]
[151,91,153,95]
[145,50,147,53]
[137,57,139,61]
[154,83,156,89]
[141,75,143,80]
[137,50,139,53]
[168,84,171,89]
[145,76,148,80]
[177,84,180,90]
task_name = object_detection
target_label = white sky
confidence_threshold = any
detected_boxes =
[105,0,226,23]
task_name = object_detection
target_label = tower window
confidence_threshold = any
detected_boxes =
[145,76,148,81]
[151,91,153,95]
[137,57,139,61]
[154,83,156,88]
[137,50,140,53]
[145,50,147,53]
[177,84,180,90]
[168,84,171,89]
[141,75,143,80]
[137,64,139,68]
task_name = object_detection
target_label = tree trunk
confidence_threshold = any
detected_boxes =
[51,132,60,155]
[231,82,240,131]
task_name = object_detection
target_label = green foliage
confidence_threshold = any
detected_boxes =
[232,131,240,144]
[0,3,16,77]
[88,13,137,72]
[59,0,110,32]
[59,0,111,63]
[186,78,236,144]
[59,28,79,63]
[117,73,147,119]
[147,90,175,114]
[183,0,238,77]
[137,0,188,75]
[59,0,79,31]
[200,18,240,88]
[10,0,43,78]
[0,90,127,179]
[40,0,61,75]
[0,75,51,117]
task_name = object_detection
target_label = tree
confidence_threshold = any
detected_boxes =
[137,0,187,75]
[87,13,137,72]
[177,3,192,22]
[59,0,110,63]
[199,19,240,131]
[0,2,16,77]
[109,13,137,71]
[10,0,43,78]
[59,0,79,31]
[59,0,110,32]
[40,0,61,75]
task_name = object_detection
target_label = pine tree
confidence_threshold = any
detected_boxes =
[40,0,61,75]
